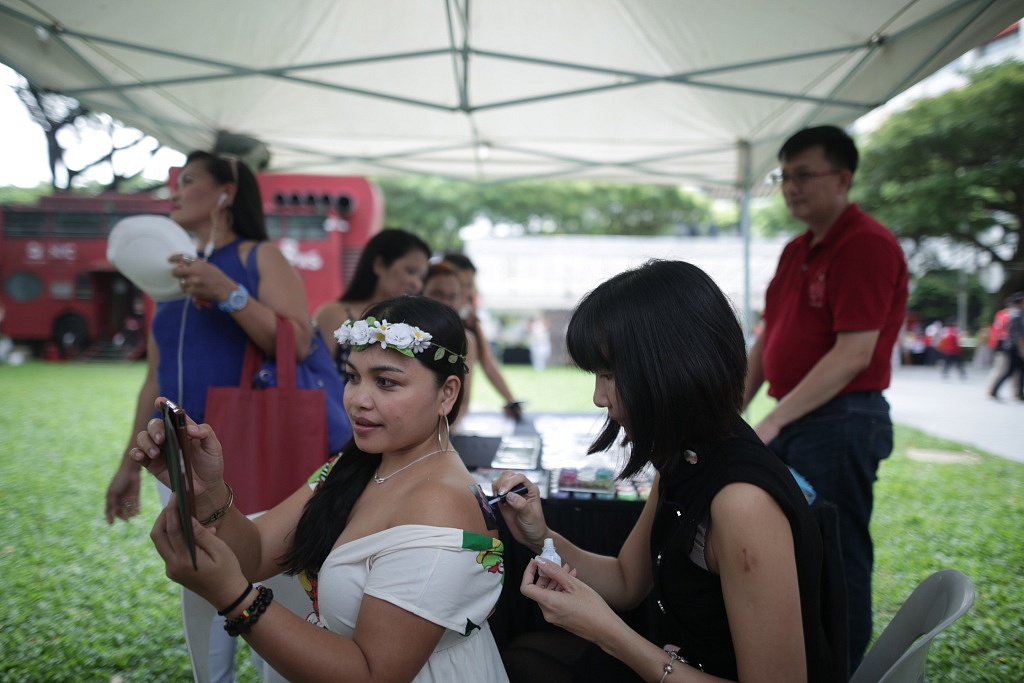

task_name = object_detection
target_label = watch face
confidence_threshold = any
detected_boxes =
[221,285,248,312]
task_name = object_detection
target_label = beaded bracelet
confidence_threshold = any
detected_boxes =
[199,483,234,526]
[224,585,273,637]
[217,583,254,617]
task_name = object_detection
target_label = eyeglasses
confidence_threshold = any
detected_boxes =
[770,169,839,186]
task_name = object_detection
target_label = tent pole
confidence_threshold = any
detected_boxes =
[738,139,754,342]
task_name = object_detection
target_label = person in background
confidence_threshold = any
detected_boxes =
[104,151,316,682]
[133,296,509,683]
[422,261,464,312]
[422,262,474,426]
[973,324,993,370]
[936,320,966,379]
[923,319,943,366]
[494,260,834,682]
[316,228,430,374]
[528,316,552,372]
[743,125,908,667]
[989,292,1024,401]
[441,251,523,421]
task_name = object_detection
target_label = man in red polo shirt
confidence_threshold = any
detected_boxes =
[743,125,908,670]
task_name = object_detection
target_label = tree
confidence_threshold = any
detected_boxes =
[855,60,1024,303]
[375,175,715,249]
[13,76,166,193]
[751,192,803,237]
[374,176,479,251]
[907,269,989,332]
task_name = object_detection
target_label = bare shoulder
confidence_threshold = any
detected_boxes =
[710,482,781,522]
[395,473,493,536]
[315,300,346,328]
[707,483,794,576]
[251,240,291,269]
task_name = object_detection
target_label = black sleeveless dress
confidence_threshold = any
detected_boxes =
[649,418,835,681]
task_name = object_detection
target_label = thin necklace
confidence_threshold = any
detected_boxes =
[373,448,451,484]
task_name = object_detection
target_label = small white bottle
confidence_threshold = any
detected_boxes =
[538,537,561,577]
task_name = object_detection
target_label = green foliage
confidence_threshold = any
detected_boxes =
[374,175,715,249]
[374,176,480,251]
[0,184,50,206]
[0,182,162,208]
[2,361,1022,682]
[856,60,1024,301]
[750,192,804,237]
[908,269,991,330]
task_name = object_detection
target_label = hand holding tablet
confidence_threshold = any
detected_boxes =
[161,399,198,570]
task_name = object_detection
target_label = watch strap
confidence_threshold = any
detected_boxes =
[217,283,250,312]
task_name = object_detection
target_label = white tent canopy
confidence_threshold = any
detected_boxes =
[2,0,1022,192]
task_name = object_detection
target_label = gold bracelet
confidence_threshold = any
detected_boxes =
[199,483,234,526]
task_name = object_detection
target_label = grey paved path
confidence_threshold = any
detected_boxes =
[886,362,1022,463]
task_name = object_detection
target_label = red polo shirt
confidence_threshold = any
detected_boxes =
[761,203,908,399]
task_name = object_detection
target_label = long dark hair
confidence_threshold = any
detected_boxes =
[340,228,431,302]
[566,260,746,479]
[184,151,267,240]
[282,296,468,575]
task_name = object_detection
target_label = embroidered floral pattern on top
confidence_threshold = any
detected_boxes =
[334,316,464,363]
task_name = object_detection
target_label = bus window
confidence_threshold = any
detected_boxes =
[50,280,75,300]
[265,213,327,240]
[265,214,284,239]
[2,211,46,237]
[54,212,105,237]
[75,273,93,300]
[284,214,327,240]
[6,272,44,302]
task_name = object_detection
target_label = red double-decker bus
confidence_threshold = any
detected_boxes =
[0,174,383,357]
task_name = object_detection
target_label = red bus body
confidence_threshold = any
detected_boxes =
[0,175,383,356]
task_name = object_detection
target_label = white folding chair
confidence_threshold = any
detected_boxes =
[850,569,975,683]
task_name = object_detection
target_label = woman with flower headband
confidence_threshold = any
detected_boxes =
[493,260,835,682]
[132,295,510,683]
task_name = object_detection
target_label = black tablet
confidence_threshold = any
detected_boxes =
[161,399,198,570]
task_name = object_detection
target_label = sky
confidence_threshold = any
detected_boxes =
[0,66,52,187]
[0,65,184,188]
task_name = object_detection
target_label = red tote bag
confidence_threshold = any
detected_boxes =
[206,316,328,514]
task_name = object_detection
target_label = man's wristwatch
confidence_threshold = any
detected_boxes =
[218,283,250,313]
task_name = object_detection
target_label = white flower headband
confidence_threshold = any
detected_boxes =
[334,316,465,364]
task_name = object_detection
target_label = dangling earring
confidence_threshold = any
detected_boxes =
[437,414,451,451]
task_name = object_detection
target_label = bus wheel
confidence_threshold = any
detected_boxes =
[53,314,90,355]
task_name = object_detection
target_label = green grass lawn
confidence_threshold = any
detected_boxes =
[1,360,1021,682]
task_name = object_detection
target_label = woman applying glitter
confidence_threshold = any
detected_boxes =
[493,260,835,682]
